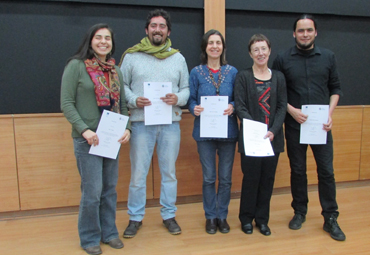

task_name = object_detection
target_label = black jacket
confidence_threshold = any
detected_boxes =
[234,68,287,154]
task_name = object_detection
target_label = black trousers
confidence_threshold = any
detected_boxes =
[285,127,339,219]
[239,153,280,225]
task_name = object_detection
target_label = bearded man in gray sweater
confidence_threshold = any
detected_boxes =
[119,9,189,238]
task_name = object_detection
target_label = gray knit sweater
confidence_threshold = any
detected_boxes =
[120,52,190,122]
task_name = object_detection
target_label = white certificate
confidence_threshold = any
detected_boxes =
[89,110,129,159]
[200,96,228,138]
[300,105,329,144]
[243,119,274,157]
[144,82,172,125]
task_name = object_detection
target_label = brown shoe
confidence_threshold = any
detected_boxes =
[83,245,102,255]
[104,238,124,249]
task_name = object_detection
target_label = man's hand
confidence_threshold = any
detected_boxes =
[160,93,178,105]
[288,104,308,124]
[323,116,333,131]
[136,97,151,108]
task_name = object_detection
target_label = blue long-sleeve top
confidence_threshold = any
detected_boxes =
[188,64,239,142]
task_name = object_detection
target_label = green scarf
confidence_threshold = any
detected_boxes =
[118,37,179,66]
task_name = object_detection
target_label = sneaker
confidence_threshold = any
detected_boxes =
[163,217,182,235]
[123,220,142,238]
[323,214,346,241]
[289,214,306,230]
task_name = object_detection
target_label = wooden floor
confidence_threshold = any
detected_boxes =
[1,182,370,255]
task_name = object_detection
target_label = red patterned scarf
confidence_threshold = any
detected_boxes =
[85,56,121,113]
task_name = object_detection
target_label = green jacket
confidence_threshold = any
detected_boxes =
[61,59,131,138]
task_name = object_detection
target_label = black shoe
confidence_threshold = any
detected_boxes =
[256,223,271,236]
[217,219,230,233]
[241,223,253,234]
[289,214,306,230]
[163,217,182,235]
[83,245,102,255]
[123,220,142,238]
[104,238,124,249]
[206,218,218,234]
[323,214,346,241]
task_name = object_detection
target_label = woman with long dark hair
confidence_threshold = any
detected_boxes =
[61,23,130,255]
[188,29,238,234]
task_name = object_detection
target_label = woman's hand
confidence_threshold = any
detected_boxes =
[194,105,204,116]
[118,129,131,144]
[82,129,99,146]
[264,131,274,141]
[224,104,234,116]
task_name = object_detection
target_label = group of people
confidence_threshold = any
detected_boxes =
[61,8,346,255]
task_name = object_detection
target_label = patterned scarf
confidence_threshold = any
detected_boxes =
[85,55,121,113]
[118,37,179,66]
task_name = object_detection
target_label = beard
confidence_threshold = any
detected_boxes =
[149,33,166,46]
[295,37,315,50]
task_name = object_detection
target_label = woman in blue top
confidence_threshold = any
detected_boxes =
[188,29,238,234]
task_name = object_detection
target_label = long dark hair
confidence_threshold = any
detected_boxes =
[67,23,115,63]
[200,29,227,66]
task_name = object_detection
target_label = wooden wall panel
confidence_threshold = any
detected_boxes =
[274,151,290,188]
[204,0,225,35]
[0,117,20,212]
[360,107,370,179]
[0,106,367,212]
[15,115,81,210]
[331,107,362,181]
[274,107,362,188]
[14,115,144,210]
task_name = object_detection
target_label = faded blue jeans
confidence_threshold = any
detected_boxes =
[127,121,180,221]
[196,140,236,219]
[73,138,119,249]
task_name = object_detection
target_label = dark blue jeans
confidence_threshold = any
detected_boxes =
[73,138,119,249]
[197,140,236,219]
[285,127,339,219]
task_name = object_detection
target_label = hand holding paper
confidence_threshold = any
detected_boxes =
[200,96,228,138]
[300,104,329,144]
[144,82,172,125]
[89,110,129,159]
[243,119,274,157]
[160,93,178,105]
